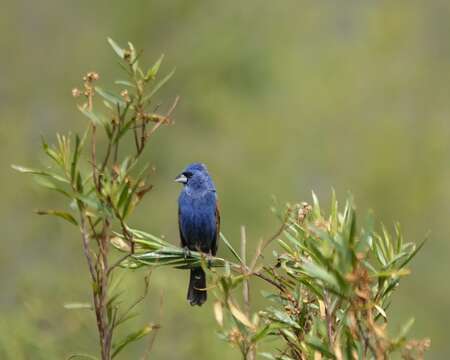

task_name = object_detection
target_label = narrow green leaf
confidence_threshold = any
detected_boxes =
[302,260,340,291]
[398,238,427,269]
[78,106,103,126]
[143,68,175,103]
[311,191,321,218]
[267,308,300,329]
[126,230,167,246]
[305,335,336,358]
[116,182,131,210]
[114,312,139,328]
[220,233,243,263]
[359,211,374,252]
[394,222,403,254]
[114,116,136,143]
[382,224,394,261]
[330,188,338,234]
[67,354,98,360]
[127,41,139,72]
[64,302,92,310]
[35,209,78,226]
[374,233,388,266]
[11,164,69,183]
[112,324,155,358]
[32,176,71,198]
[259,353,276,360]
[280,328,298,343]
[70,134,80,182]
[251,324,271,343]
[95,87,126,107]
[374,304,387,320]
[107,37,125,59]
[115,80,136,88]
[381,278,400,298]
[277,239,294,255]
[75,194,113,218]
[145,54,164,80]
[397,318,415,341]
[121,170,147,218]
[41,136,62,165]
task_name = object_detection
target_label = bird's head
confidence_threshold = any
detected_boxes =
[175,163,215,193]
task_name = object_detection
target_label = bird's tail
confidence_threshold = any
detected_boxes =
[187,267,207,306]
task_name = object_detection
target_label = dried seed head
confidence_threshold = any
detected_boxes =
[123,49,132,62]
[120,89,131,103]
[402,338,431,359]
[297,202,312,223]
[72,88,81,97]
[86,72,99,81]
[228,328,244,345]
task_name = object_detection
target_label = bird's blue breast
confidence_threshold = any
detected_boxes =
[178,190,217,253]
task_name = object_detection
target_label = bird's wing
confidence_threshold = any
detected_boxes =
[212,199,221,256]
[178,206,187,248]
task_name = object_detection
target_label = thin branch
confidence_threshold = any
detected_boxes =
[119,271,152,323]
[107,253,131,276]
[323,291,334,346]
[101,123,116,172]
[249,206,293,270]
[253,271,285,293]
[79,212,97,282]
[146,96,179,137]
[241,226,250,316]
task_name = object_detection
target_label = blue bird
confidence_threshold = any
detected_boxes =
[175,163,220,306]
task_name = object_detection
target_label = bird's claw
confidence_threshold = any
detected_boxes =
[183,246,192,259]
[207,253,213,269]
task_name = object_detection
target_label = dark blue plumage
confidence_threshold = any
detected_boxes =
[175,163,220,306]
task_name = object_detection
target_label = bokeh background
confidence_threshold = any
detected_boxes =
[1,0,449,358]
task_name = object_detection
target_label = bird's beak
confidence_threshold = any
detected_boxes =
[174,173,188,184]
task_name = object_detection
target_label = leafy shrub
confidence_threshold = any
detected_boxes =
[123,193,428,359]
[14,38,177,359]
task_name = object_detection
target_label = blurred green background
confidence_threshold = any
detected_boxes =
[1,0,449,358]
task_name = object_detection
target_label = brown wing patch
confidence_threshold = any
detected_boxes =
[213,199,221,256]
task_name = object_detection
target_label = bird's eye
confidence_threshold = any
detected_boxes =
[183,171,193,178]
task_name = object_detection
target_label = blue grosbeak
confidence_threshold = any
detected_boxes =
[175,163,220,306]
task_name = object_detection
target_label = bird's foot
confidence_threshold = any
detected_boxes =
[183,246,192,259]
[207,252,214,269]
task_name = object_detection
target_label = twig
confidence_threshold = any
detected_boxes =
[107,253,131,276]
[146,96,179,138]
[323,291,334,347]
[240,226,255,360]
[249,206,293,270]
[101,123,116,171]
[253,271,285,293]
[79,213,97,285]
[241,226,250,315]
[119,271,152,322]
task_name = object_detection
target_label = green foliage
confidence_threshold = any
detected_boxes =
[120,191,428,359]
[14,38,176,360]
[207,194,429,359]
[111,227,226,269]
